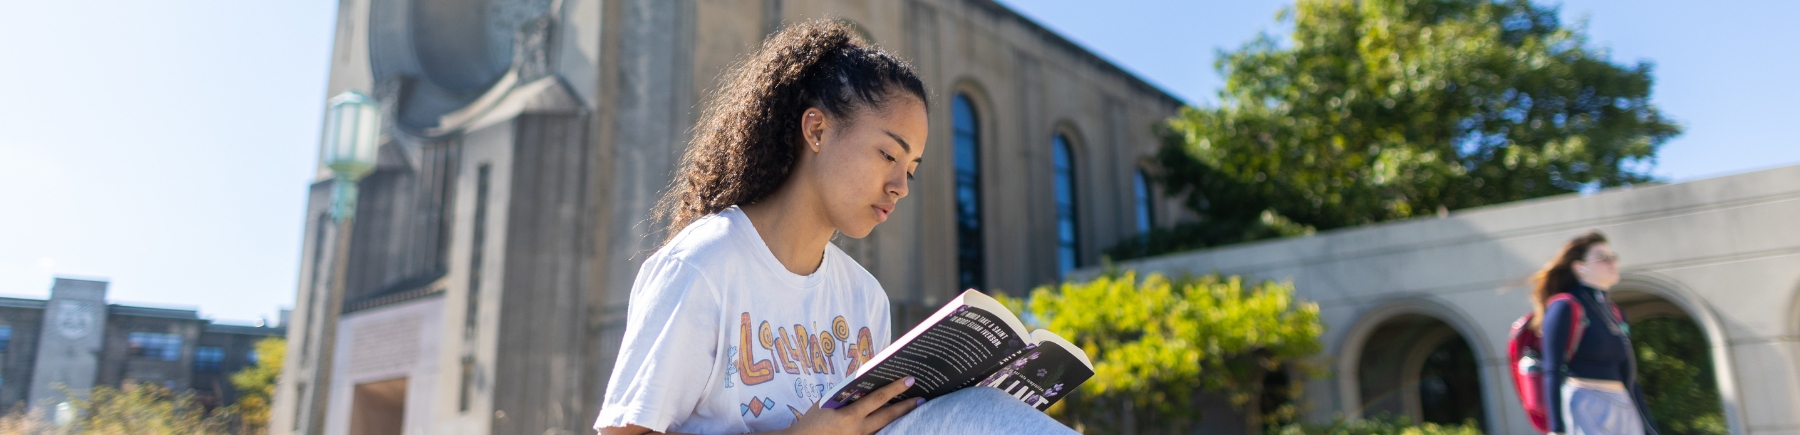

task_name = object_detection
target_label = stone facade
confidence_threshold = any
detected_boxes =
[1107,164,1800,435]
[274,1,1185,434]
[0,278,283,411]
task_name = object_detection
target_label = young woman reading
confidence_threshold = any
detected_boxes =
[594,20,1079,435]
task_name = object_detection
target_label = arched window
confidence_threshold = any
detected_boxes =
[1052,134,1079,277]
[953,95,985,291]
[1134,169,1154,235]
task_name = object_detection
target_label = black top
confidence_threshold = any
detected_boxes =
[1539,283,1658,434]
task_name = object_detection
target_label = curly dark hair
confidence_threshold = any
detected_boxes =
[653,19,930,242]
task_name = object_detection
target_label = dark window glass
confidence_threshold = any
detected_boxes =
[0,325,11,353]
[301,212,329,362]
[195,346,224,372]
[1134,170,1154,234]
[127,332,182,361]
[466,164,491,338]
[953,95,985,291]
[1052,134,1079,277]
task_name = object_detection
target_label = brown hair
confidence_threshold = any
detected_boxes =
[1529,230,1609,329]
[651,19,929,243]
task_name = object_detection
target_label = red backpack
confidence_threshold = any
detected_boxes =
[1507,293,1623,433]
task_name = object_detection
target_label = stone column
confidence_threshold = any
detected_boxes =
[27,278,110,412]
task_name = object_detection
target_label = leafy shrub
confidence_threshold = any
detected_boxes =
[1269,416,1484,435]
[70,384,236,435]
[999,270,1324,434]
[227,337,285,434]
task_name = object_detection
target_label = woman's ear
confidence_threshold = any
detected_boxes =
[802,108,828,153]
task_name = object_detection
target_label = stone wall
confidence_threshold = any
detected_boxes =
[1103,164,1800,435]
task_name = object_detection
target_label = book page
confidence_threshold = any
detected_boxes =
[957,290,1030,340]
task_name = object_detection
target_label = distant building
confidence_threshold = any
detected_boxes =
[0,278,284,411]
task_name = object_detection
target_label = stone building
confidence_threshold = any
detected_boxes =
[0,278,282,412]
[272,1,1185,434]
[1110,164,1800,435]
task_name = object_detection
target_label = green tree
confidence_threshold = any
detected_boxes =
[228,337,285,434]
[1632,316,1726,435]
[1001,271,1324,434]
[1136,0,1679,257]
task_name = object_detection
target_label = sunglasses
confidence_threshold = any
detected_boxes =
[1587,252,1620,264]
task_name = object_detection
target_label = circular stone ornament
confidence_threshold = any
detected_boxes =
[53,300,100,340]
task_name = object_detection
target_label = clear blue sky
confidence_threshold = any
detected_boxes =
[1,1,1794,322]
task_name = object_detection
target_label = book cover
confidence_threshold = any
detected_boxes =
[820,290,1093,412]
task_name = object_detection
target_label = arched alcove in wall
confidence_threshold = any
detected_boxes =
[1609,273,1741,435]
[1353,314,1488,428]
[1335,296,1503,434]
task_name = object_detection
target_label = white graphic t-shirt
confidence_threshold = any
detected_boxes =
[595,206,892,434]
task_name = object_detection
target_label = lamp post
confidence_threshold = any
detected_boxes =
[322,90,381,221]
[299,90,381,435]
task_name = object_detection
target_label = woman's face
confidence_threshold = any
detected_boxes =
[801,96,929,238]
[1574,242,1621,290]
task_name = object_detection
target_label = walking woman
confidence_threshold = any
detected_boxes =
[594,20,1078,435]
[1533,231,1658,435]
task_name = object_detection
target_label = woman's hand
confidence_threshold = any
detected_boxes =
[781,377,924,435]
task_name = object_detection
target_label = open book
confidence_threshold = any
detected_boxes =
[821,290,1093,412]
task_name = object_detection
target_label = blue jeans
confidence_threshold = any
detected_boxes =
[876,387,1081,435]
